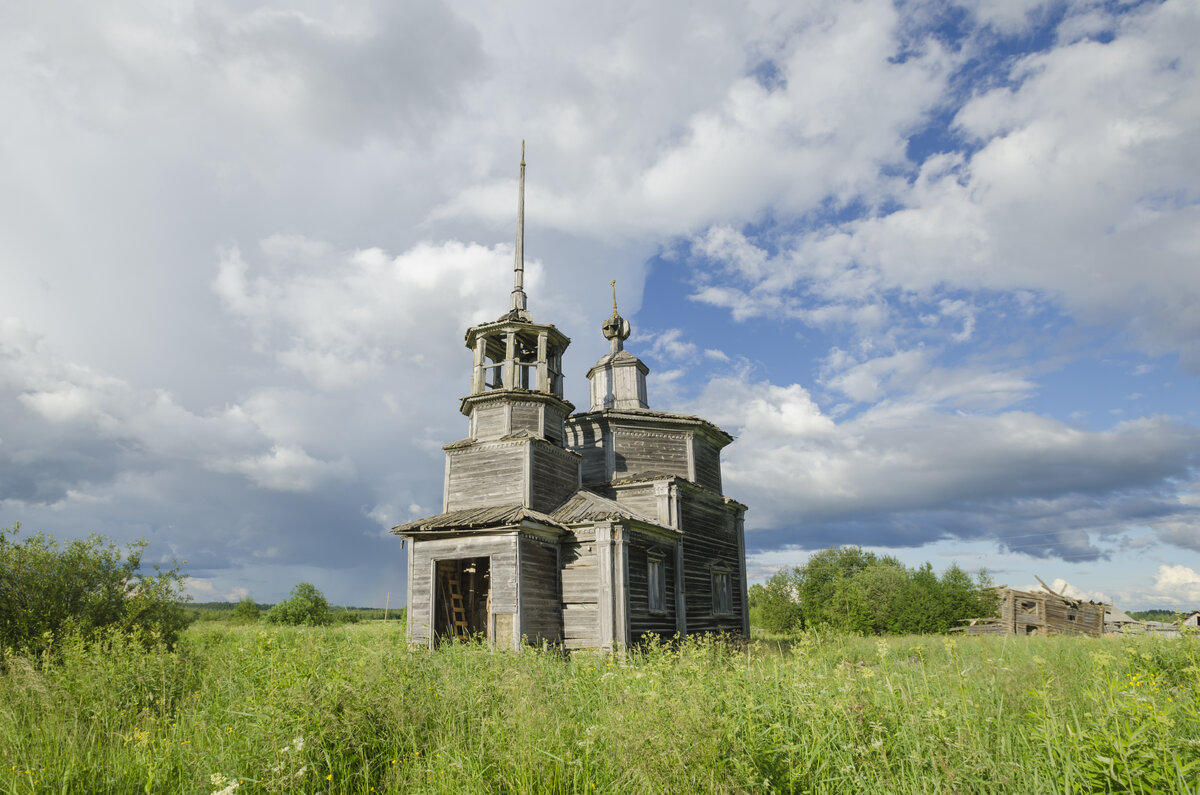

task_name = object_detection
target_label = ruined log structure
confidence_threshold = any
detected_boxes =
[393,147,748,650]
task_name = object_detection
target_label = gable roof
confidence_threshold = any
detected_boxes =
[549,489,660,525]
[391,504,567,535]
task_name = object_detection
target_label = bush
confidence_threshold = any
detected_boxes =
[231,596,260,623]
[265,582,332,626]
[748,570,802,634]
[752,546,998,636]
[0,523,190,656]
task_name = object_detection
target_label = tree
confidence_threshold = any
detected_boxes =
[265,582,332,626]
[231,596,260,623]
[792,546,901,632]
[0,523,190,656]
[754,546,1000,636]
[748,569,803,634]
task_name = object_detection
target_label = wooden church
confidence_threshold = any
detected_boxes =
[393,150,748,650]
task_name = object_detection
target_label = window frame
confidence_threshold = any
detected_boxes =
[647,554,666,614]
[711,568,732,617]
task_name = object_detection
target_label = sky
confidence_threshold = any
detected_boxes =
[1,0,1198,610]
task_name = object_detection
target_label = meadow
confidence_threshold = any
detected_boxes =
[1,623,1197,794]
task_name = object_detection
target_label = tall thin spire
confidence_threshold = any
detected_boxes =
[510,140,529,318]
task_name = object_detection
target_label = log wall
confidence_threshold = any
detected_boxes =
[408,533,518,648]
[519,536,562,644]
[561,537,601,650]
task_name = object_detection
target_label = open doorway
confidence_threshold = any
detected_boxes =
[434,557,490,644]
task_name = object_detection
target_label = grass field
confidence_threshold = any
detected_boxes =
[2,624,1197,793]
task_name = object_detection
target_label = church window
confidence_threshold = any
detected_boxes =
[712,569,732,616]
[648,555,666,613]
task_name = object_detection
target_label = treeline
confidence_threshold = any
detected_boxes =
[749,546,997,636]
[1128,609,1190,622]
[187,600,405,624]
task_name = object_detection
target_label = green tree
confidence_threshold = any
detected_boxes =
[0,523,190,656]
[793,546,901,632]
[748,569,803,634]
[231,596,260,623]
[265,582,332,626]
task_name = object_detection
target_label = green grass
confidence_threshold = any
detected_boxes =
[2,625,1198,793]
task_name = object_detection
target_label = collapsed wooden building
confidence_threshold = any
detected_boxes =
[392,150,748,650]
[955,581,1106,637]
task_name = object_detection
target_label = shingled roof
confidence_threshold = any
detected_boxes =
[549,489,661,525]
[392,504,567,535]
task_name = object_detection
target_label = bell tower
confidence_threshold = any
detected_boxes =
[443,144,581,514]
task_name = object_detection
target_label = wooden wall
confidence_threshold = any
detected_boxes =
[626,537,678,641]
[528,443,581,513]
[471,403,507,441]
[445,443,526,511]
[408,533,518,648]
[692,438,723,493]
[679,491,744,635]
[612,428,690,481]
[610,483,663,525]
[1000,589,1105,636]
[561,537,601,650]
[519,536,562,645]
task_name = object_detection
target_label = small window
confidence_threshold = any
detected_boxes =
[648,556,666,613]
[712,569,732,616]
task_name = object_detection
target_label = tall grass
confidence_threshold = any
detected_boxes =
[2,625,1197,793]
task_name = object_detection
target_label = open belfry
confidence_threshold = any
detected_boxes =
[393,146,748,650]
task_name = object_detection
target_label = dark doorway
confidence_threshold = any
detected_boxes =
[434,557,490,644]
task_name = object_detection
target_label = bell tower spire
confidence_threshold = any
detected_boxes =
[588,280,648,411]
[510,141,529,320]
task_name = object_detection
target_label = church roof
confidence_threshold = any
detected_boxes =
[549,489,661,526]
[573,407,735,444]
[391,504,567,535]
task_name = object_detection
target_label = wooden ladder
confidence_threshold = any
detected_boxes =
[447,575,470,639]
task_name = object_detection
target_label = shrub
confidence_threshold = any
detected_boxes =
[265,582,332,626]
[231,596,260,623]
[0,523,190,656]
[748,570,802,634]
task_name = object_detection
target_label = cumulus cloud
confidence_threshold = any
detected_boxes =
[213,236,525,389]
[692,374,1200,557]
[1151,565,1200,606]
[693,0,1200,370]
[0,319,350,503]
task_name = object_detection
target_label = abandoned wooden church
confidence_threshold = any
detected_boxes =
[393,151,748,650]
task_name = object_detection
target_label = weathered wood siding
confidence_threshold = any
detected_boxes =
[510,401,541,437]
[612,429,689,480]
[472,403,507,441]
[610,483,663,525]
[560,538,601,650]
[999,589,1105,637]
[679,492,744,635]
[445,442,526,510]
[692,438,723,493]
[528,443,580,513]
[627,538,677,641]
[565,419,608,486]
[407,533,517,647]
[519,536,562,644]
[543,404,567,445]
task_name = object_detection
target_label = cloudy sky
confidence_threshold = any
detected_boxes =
[2,0,1197,610]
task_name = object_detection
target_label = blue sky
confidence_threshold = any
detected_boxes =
[1,0,1197,609]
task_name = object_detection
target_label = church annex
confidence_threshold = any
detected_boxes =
[393,149,748,650]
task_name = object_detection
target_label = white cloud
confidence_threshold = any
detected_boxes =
[0,319,347,498]
[1151,565,1200,605]
[694,375,1200,555]
[214,237,524,389]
